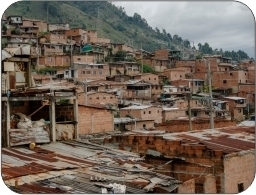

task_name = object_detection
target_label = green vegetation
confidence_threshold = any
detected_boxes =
[143,64,155,73]
[38,67,57,75]
[4,1,252,61]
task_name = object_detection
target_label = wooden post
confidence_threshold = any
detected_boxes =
[27,61,32,87]
[6,99,10,147]
[73,93,79,139]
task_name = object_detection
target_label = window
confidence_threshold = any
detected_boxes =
[223,80,227,84]
[86,71,91,74]
[230,73,233,76]
[144,111,146,114]
[48,57,52,62]
[238,109,241,113]
[158,110,160,113]
[82,71,85,74]
[194,112,197,116]
[149,78,151,80]
[143,124,146,128]
[149,111,151,114]
[245,73,247,75]
[103,97,106,99]
[225,68,227,71]
[238,183,244,193]
[196,101,198,105]
[77,58,81,61]
[99,70,102,74]
[246,80,247,83]
[154,78,156,80]
[96,97,99,99]
[180,75,182,78]
[110,97,113,99]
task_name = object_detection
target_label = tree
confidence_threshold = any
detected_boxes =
[162,28,166,36]
[143,64,155,73]
[167,33,172,40]
[113,50,126,62]
[184,40,190,48]
[198,43,202,51]
[155,27,160,34]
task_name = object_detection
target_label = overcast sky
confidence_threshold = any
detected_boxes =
[112,1,255,58]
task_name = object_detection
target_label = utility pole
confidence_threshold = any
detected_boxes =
[141,43,143,74]
[187,92,192,132]
[36,34,39,73]
[70,36,73,68]
[205,59,214,130]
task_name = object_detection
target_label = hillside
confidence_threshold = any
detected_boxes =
[3,1,251,61]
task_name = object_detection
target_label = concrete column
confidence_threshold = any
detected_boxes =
[73,95,79,139]
[6,100,10,147]
[50,97,56,142]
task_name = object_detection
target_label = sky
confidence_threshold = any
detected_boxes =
[112,0,255,58]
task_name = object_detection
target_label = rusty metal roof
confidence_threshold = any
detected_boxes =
[2,140,181,193]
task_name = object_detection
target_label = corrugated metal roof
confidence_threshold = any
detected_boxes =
[3,140,182,193]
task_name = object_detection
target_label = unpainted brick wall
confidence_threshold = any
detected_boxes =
[78,106,113,135]
[157,120,236,132]
[223,152,255,193]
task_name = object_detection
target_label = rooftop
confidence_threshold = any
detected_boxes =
[2,140,181,193]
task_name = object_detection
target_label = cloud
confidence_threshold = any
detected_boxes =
[113,1,255,58]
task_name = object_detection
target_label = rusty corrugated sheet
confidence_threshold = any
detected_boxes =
[9,127,50,146]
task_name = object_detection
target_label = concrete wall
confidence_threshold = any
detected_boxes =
[125,120,155,131]
[178,179,195,194]
[204,174,217,193]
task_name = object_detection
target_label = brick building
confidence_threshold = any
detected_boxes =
[105,126,254,193]
[64,63,109,80]
[212,70,249,93]
[78,92,118,106]
[65,28,87,44]
[87,30,98,44]
[133,73,159,85]
[162,67,193,82]
[39,55,70,68]
[78,105,114,135]
[108,61,141,76]
[175,60,196,68]
[171,79,204,93]
[221,97,247,121]
[162,107,186,122]
[120,105,162,124]
[22,18,48,32]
